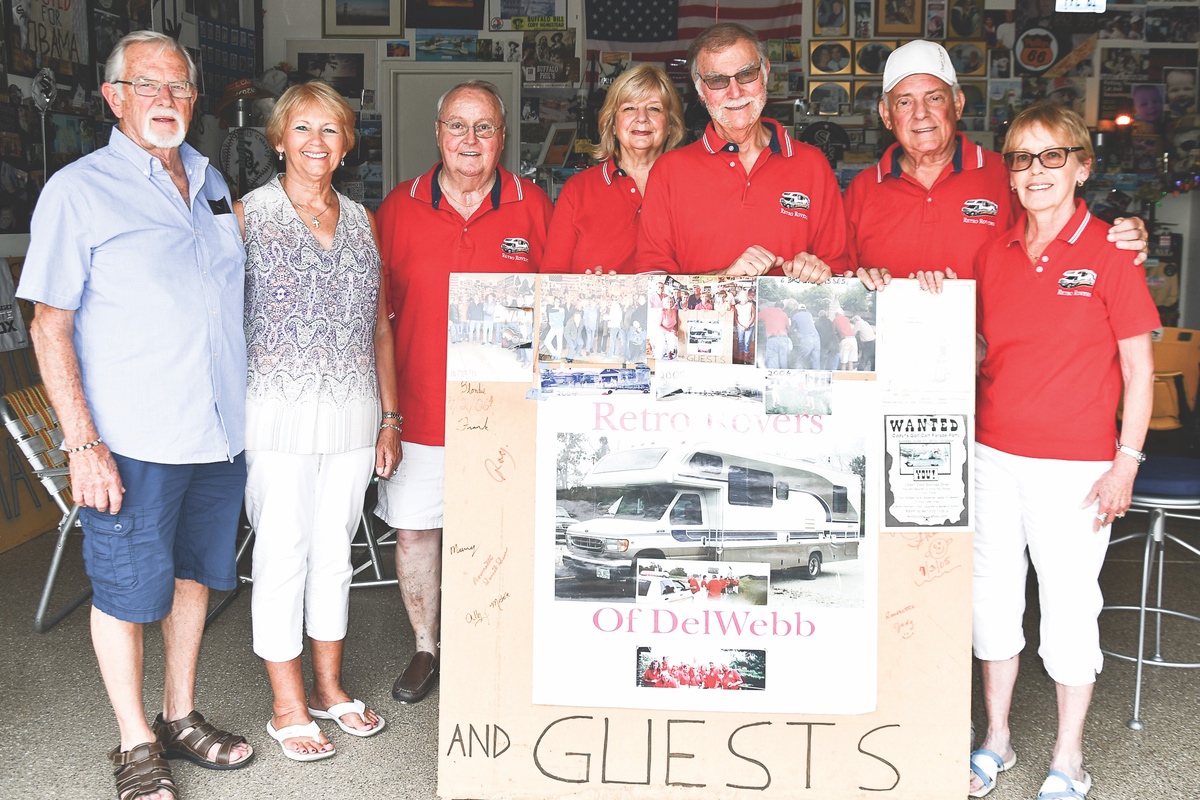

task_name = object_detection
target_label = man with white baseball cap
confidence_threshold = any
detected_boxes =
[842,39,1146,292]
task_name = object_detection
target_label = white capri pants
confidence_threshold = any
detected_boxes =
[973,443,1113,686]
[245,447,375,662]
[374,442,445,530]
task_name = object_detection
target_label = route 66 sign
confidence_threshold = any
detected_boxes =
[1015,28,1059,74]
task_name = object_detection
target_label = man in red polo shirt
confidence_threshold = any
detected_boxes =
[844,40,1145,290]
[375,80,553,705]
[757,300,792,368]
[636,23,848,280]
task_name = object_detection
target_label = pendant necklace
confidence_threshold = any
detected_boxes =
[282,181,334,229]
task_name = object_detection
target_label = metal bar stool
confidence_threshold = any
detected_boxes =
[1100,455,1200,730]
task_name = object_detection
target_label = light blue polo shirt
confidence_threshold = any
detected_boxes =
[18,127,246,464]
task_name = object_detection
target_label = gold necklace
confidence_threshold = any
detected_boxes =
[440,173,495,210]
[281,180,336,229]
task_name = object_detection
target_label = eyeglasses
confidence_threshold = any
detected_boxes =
[1003,146,1084,172]
[112,79,196,99]
[699,64,763,91]
[438,119,500,139]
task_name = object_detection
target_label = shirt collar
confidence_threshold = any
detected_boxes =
[701,118,790,157]
[107,125,205,178]
[1004,198,1092,249]
[602,158,628,184]
[880,133,970,181]
[426,162,507,211]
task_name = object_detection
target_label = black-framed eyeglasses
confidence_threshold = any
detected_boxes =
[112,79,196,99]
[438,119,500,139]
[699,63,763,91]
[1003,146,1084,172]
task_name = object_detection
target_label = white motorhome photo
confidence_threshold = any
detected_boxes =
[561,445,862,584]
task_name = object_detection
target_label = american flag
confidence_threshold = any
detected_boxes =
[586,0,804,62]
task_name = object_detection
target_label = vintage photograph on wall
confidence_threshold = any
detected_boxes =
[946,0,983,40]
[875,0,924,37]
[810,40,853,76]
[814,0,850,37]
[811,80,851,114]
[533,393,876,712]
[854,41,895,76]
[287,40,378,107]
[323,0,405,37]
[406,0,487,30]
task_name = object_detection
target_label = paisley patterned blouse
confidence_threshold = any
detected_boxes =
[242,176,381,454]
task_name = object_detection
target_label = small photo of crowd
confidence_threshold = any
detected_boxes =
[636,647,766,690]
[446,274,535,381]
[650,275,756,364]
[538,274,650,366]
[634,558,770,606]
[755,277,877,372]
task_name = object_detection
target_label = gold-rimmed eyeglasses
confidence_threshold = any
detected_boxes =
[699,64,763,91]
[438,119,500,139]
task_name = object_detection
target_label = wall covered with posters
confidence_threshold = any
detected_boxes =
[438,274,977,798]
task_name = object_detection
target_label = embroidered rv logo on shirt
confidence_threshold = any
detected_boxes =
[780,191,811,210]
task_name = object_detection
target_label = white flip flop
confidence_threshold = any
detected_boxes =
[265,719,336,762]
[968,748,1017,798]
[306,699,387,738]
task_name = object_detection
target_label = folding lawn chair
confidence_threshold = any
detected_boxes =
[0,383,93,633]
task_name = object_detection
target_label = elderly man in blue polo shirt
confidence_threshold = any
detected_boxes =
[18,31,252,800]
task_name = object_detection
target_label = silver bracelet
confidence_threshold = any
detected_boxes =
[62,437,103,454]
[380,423,403,434]
[382,411,403,421]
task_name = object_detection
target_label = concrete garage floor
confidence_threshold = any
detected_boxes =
[0,511,1196,799]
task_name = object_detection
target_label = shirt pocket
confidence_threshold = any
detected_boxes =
[81,510,139,591]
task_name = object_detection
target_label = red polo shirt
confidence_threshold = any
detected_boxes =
[843,134,1019,279]
[975,199,1159,461]
[377,164,553,446]
[636,119,849,275]
[759,306,790,337]
[542,159,645,273]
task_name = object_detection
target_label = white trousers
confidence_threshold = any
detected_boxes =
[245,447,375,662]
[973,443,1113,686]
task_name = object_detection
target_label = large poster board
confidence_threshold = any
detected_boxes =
[439,277,976,799]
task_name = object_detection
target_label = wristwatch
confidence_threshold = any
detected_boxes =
[1116,443,1147,465]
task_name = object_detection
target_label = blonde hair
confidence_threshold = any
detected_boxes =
[1004,101,1094,166]
[592,64,685,163]
[265,81,357,152]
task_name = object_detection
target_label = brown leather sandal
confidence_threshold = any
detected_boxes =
[152,710,254,770]
[109,741,177,800]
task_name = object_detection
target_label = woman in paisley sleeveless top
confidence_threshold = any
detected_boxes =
[234,82,400,761]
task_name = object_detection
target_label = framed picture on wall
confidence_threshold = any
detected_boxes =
[947,41,986,77]
[811,40,853,76]
[854,41,895,75]
[876,0,924,37]
[814,0,850,37]
[287,40,378,109]
[324,0,406,37]
[538,122,576,167]
[811,81,851,115]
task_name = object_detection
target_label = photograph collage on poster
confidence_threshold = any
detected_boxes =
[533,394,874,713]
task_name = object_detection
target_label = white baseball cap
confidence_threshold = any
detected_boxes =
[882,40,958,93]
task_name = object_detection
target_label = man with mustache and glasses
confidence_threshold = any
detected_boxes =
[636,22,849,280]
[18,31,252,800]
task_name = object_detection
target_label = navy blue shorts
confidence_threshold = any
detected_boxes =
[80,452,246,624]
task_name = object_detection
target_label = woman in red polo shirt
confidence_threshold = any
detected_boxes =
[968,103,1157,800]
[541,64,684,273]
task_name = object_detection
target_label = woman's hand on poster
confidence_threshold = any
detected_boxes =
[916,268,957,293]
[850,267,891,291]
[783,252,832,283]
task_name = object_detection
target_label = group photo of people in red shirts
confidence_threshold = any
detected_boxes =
[636,649,765,691]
